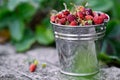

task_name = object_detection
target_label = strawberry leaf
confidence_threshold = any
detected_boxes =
[35,26,54,45]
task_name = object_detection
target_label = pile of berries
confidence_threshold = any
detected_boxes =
[50,4,109,26]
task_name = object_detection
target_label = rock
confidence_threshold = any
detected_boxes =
[101,67,120,80]
[0,44,120,80]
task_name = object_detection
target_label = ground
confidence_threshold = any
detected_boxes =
[0,44,120,80]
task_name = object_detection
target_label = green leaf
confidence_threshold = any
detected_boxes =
[0,17,9,29]
[109,39,120,57]
[98,53,112,64]
[108,25,120,37]
[105,20,120,37]
[102,20,120,58]
[7,0,41,11]
[7,0,28,11]
[0,7,10,20]
[101,40,108,53]
[107,39,118,55]
[112,0,120,19]
[69,0,113,11]
[35,26,54,45]
[29,0,42,8]
[88,0,113,12]
[9,19,25,41]
[105,20,118,36]
[0,15,14,29]
[98,53,120,67]
[16,3,36,19]
[14,29,35,52]
[46,28,54,42]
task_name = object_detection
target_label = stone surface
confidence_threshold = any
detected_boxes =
[0,44,120,80]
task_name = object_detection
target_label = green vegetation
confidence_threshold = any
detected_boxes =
[0,0,120,66]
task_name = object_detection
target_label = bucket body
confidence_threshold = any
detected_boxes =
[51,12,109,76]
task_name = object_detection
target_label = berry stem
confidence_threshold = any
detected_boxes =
[81,0,87,7]
[70,3,78,11]
[85,2,89,7]
[50,10,58,15]
[63,3,68,10]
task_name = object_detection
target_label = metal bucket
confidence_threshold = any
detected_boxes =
[51,12,109,76]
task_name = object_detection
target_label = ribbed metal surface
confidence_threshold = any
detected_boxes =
[51,12,109,76]
[52,23,106,41]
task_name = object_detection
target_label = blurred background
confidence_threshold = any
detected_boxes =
[0,0,120,67]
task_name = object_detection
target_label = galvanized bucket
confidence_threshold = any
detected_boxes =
[51,12,110,76]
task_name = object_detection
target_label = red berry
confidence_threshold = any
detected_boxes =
[58,18,66,25]
[57,13,63,19]
[67,14,76,22]
[93,16,104,24]
[50,15,56,23]
[77,11,85,19]
[63,10,70,16]
[74,12,78,17]
[29,64,36,72]
[77,6,85,12]
[100,13,108,20]
[85,8,93,16]
[85,15,93,20]
[93,12,98,17]
[55,18,59,23]
[85,21,89,25]
[70,21,78,26]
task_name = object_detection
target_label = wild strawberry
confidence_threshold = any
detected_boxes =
[85,21,89,25]
[98,13,101,16]
[67,14,76,22]
[93,12,98,17]
[70,21,78,26]
[63,3,70,16]
[85,8,93,16]
[57,13,63,19]
[34,60,39,65]
[55,18,59,23]
[29,64,36,72]
[77,11,85,19]
[74,12,78,17]
[58,18,66,25]
[100,13,108,21]
[93,16,104,24]
[77,6,85,12]
[63,10,70,16]
[50,15,56,23]
[85,15,93,20]
[42,63,47,68]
